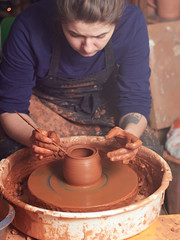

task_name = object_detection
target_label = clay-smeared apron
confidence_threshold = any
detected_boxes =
[30,38,119,136]
[29,35,164,156]
[0,36,164,159]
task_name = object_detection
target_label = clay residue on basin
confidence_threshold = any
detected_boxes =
[1,137,164,213]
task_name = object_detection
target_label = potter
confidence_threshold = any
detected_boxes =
[0,0,163,163]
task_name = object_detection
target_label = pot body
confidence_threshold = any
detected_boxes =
[157,0,180,19]
[63,145,102,186]
[0,136,172,240]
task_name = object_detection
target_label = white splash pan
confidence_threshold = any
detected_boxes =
[0,136,172,240]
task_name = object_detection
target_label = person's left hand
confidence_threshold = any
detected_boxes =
[105,127,142,164]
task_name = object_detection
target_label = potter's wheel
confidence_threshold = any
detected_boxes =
[28,159,139,212]
[0,136,172,240]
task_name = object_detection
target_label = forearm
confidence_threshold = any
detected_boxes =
[119,113,147,138]
[0,112,38,147]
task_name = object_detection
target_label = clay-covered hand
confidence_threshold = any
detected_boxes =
[31,129,60,159]
[105,127,142,164]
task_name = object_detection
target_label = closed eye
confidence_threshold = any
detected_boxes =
[69,32,83,38]
[96,34,106,39]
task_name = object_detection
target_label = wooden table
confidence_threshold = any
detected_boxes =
[128,214,180,240]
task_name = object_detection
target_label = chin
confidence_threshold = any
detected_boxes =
[79,52,97,57]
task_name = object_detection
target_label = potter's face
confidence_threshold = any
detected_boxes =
[62,21,115,57]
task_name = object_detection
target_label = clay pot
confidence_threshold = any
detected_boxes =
[63,145,102,187]
[157,0,180,19]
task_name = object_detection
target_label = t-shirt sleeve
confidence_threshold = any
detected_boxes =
[116,9,152,122]
[0,17,36,114]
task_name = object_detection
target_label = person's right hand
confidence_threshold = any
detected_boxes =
[31,129,60,159]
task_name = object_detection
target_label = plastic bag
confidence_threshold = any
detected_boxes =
[165,118,180,159]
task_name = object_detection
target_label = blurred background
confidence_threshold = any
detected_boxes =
[0,0,40,22]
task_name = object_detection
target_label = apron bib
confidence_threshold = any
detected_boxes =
[0,36,164,158]
[31,37,120,136]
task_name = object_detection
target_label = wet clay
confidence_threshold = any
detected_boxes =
[27,155,138,212]
[0,136,172,240]
[2,137,164,213]
[63,145,102,187]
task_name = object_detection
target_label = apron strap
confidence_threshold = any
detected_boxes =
[105,40,114,68]
[48,33,62,76]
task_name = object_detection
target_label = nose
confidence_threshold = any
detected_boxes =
[81,38,94,53]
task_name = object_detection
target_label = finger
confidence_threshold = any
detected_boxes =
[33,129,48,138]
[38,155,44,160]
[114,149,138,163]
[126,139,142,149]
[33,129,52,144]
[37,141,59,152]
[110,152,134,162]
[32,130,59,152]
[32,145,54,156]
[107,148,128,157]
[107,148,135,161]
[123,150,137,163]
[105,127,125,139]
[48,131,60,144]
[114,136,127,146]
[125,132,138,142]
[122,158,132,164]
[34,154,44,160]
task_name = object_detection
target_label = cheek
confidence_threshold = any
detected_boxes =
[95,39,109,50]
[66,36,82,50]
[96,33,113,49]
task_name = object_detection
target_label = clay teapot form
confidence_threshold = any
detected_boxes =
[63,145,102,187]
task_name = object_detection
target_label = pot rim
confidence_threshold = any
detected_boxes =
[66,144,97,159]
[0,145,172,219]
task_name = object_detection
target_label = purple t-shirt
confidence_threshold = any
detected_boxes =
[0,1,151,121]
